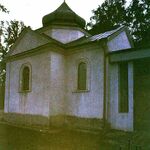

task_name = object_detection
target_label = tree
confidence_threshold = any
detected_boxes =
[0,4,26,108]
[0,4,26,84]
[87,0,127,34]
[88,0,150,47]
[0,4,9,13]
[0,20,25,60]
[0,20,25,84]
[127,0,149,46]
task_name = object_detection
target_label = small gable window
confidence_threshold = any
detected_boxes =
[20,63,31,92]
[78,62,87,90]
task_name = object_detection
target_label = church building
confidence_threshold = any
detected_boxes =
[4,2,150,132]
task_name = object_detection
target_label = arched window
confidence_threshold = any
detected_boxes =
[22,66,30,91]
[19,63,31,92]
[78,62,87,90]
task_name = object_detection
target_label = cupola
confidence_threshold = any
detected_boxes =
[42,2,86,28]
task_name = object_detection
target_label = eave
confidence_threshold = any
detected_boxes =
[5,42,65,62]
[109,46,150,63]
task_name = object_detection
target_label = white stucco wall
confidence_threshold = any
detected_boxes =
[49,51,66,116]
[65,46,104,119]
[108,62,133,131]
[5,52,51,116]
[5,43,104,120]
[107,31,132,52]
[43,28,85,44]
[11,30,49,56]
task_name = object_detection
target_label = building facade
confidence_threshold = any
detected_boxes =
[4,2,149,132]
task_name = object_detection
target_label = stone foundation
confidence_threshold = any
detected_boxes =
[64,115,104,130]
[3,113,104,130]
[0,110,4,120]
[4,113,49,128]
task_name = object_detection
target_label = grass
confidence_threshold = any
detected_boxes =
[0,122,149,150]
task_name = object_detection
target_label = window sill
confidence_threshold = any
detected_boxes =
[72,89,90,93]
[19,90,31,93]
[118,112,129,115]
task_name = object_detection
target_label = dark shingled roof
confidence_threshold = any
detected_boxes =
[42,2,86,28]
[66,26,123,47]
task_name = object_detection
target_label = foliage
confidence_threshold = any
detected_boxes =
[87,0,127,33]
[0,20,25,59]
[0,4,9,13]
[0,4,26,85]
[128,0,150,46]
[88,0,150,47]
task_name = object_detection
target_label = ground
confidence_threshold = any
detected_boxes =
[0,122,149,150]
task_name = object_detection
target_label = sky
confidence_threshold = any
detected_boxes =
[0,0,106,30]
[0,0,132,30]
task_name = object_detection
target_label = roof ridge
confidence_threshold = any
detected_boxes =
[94,26,124,37]
[66,26,127,47]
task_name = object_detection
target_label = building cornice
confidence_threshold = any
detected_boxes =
[36,24,90,37]
[5,42,65,62]
[109,46,150,62]
[65,40,105,56]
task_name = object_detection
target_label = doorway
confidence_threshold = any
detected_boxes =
[134,59,150,131]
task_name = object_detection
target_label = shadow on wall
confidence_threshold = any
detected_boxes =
[0,84,4,110]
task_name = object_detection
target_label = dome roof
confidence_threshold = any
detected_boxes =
[42,2,86,28]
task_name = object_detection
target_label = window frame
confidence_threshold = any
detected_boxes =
[19,63,32,93]
[74,58,90,93]
[118,62,129,113]
[77,62,87,90]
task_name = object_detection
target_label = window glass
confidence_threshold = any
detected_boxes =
[119,62,128,113]
[22,66,30,91]
[78,62,87,90]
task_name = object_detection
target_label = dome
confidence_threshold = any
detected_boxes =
[42,2,86,28]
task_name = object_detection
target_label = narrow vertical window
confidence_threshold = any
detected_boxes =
[119,62,129,113]
[78,62,87,90]
[22,66,30,91]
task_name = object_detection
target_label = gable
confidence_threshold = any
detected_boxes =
[36,26,89,44]
[107,29,134,52]
[9,28,50,56]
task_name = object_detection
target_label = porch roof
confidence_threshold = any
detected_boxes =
[109,45,150,63]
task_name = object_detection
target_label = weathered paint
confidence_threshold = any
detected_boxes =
[11,29,50,56]
[108,62,133,131]
[43,28,85,43]
[49,51,66,116]
[5,45,104,118]
[107,31,132,52]
[65,46,104,119]
[110,47,150,62]
[4,22,135,131]
[5,52,51,116]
